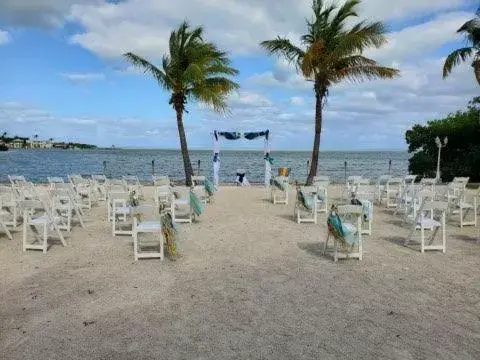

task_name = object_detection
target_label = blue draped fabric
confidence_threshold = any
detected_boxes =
[215,130,269,141]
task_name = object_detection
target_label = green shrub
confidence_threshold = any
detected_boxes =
[406,97,480,182]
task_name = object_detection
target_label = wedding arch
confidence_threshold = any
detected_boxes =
[212,130,273,187]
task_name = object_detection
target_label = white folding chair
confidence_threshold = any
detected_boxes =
[420,178,436,193]
[295,186,318,224]
[123,175,144,199]
[132,205,164,261]
[21,199,67,253]
[0,185,19,228]
[191,175,208,204]
[111,192,133,236]
[384,177,403,208]
[153,175,170,186]
[324,205,363,262]
[405,200,448,253]
[47,177,65,188]
[171,188,192,223]
[451,187,477,228]
[271,176,289,205]
[92,175,108,201]
[313,176,329,214]
[376,175,391,203]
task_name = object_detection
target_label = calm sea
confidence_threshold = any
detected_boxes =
[0,149,409,184]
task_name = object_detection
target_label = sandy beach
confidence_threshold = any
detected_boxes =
[1,185,479,359]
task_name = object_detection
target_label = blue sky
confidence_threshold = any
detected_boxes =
[0,0,478,150]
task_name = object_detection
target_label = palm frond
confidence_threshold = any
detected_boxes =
[443,47,474,78]
[190,77,239,114]
[334,65,399,83]
[331,0,360,29]
[123,52,169,89]
[260,37,305,64]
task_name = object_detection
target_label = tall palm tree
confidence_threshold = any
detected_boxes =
[261,0,399,184]
[124,21,239,185]
[443,6,480,85]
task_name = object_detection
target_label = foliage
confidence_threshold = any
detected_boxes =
[443,6,480,85]
[406,97,480,182]
[124,21,239,185]
[260,0,398,184]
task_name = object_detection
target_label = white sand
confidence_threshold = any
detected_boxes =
[1,185,479,359]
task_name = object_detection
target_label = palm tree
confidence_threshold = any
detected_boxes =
[124,21,239,185]
[443,6,480,85]
[261,0,399,184]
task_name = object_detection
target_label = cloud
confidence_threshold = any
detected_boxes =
[0,0,96,28]
[227,91,272,108]
[366,11,472,64]
[66,0,472,59]
[59,72,106,83]
[0,29,11,45]
[290,97,305,106]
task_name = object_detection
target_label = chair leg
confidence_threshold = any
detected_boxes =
[53,223,67,247]
[323,233,330,255]
[133,231,138,261]
[1,222,13,240]
[442,213,446,253]
[460,206,464,228]
[420,226,425,253]
[43,224,48,254]
[160,234,164,261]
[22,213,27,251]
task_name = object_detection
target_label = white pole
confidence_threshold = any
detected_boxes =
[436,145,441,181]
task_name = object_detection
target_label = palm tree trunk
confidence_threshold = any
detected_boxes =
[174,105,194,186]
[473,58,480,86]
[306,84,324,185]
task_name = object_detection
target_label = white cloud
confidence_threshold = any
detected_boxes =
[290,96,305,106]
[228,91,272,108]
[0,0,96,28]
[0,29,11,45]
[60,72,106,83]
[366,11,472,64]
[65,0,472,59]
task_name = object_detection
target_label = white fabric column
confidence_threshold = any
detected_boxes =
[213,133,220,189]
[264,137,271,187]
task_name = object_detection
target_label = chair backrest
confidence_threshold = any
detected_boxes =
[92,174,107,183]
[300,186,317,194]
[48,177,64,184]
[377,175,391,185]
[313,176,329,183]
[153,175,170,186]
[388,177,403,185]
[123,175,140,185]
[452,177,469,185]
[132,205,160,221]
[8,175,26,184]
[191,176,206,186]
[336,204,363,216]
[404,175,417,184]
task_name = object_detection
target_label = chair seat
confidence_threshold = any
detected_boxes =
[30,215,62,225]
[459,202,473,209]
[114,206,131,215]
[417,218,441,228]
[174,199,189,206]
[135,221,161,232]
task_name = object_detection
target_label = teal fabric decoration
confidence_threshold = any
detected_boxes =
[204,179,215,196]
[264,152,274,164]
[190,191,204,216]
[299,190,314,210]
[272,178,287,191]
[244,131,268,140]
[327,213,357,245]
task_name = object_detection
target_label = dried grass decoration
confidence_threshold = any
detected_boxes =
[161,212,178,259]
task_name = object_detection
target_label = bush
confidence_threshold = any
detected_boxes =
[405,97,480,182]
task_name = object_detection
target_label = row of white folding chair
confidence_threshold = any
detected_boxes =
[91,175,108,201]
[0,185,15,240]
[191,176,208,204]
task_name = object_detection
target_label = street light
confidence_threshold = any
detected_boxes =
[435,136,448,182]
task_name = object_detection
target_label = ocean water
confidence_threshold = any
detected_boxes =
[0,149,409,184]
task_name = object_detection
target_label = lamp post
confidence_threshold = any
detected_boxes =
[435,136,448,182]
